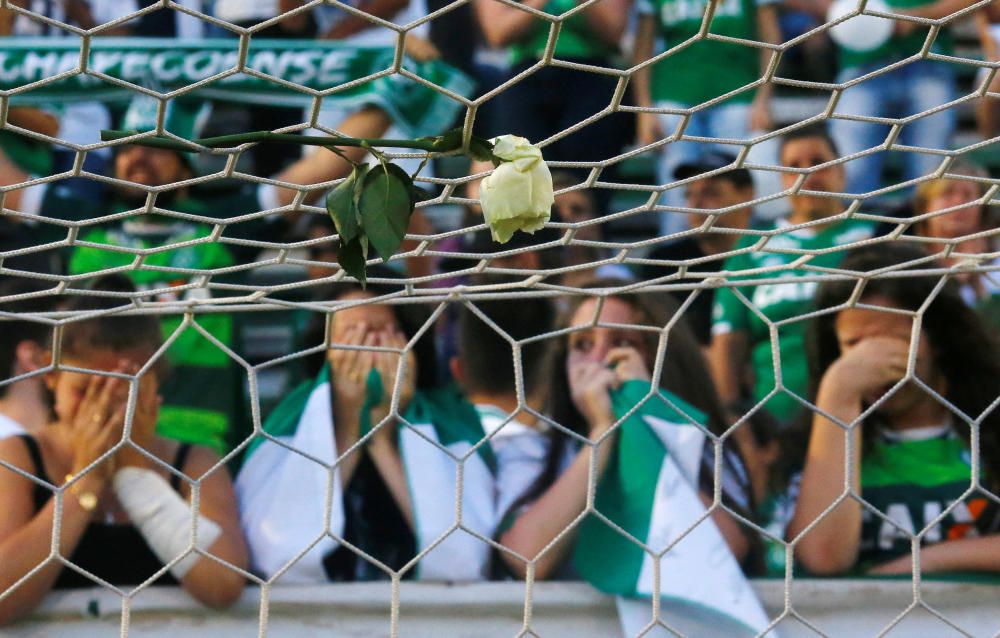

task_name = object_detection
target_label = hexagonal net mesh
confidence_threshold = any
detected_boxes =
[0,0,998,636]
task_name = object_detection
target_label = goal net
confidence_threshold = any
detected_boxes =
[0,0,997,636]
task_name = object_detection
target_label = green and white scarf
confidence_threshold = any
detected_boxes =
[574,380,772,637]
[235,365,495,582]
[0,37,473,137]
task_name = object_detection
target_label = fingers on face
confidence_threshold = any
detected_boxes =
[569,359,618,391]
[604,347,640,366]
[331,324,364,370]
[598,367,622,391]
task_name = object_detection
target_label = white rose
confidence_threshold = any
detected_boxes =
[479,135,554,244]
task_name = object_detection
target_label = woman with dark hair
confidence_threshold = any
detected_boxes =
[788,244,1000,576]
[0,275,248,625]
[495,278,771,634]
[237,269,496,583]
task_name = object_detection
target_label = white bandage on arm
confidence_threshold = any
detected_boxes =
[113,467,223,580]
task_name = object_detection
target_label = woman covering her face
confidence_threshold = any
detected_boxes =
[788,244,1000,576]
[494,279,768,632]
[0,275,248,625]
[237,271,496,583]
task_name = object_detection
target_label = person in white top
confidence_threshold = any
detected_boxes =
[0,281,54,439]
[450,282,557,527]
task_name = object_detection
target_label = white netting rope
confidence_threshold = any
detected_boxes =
[0,0,998,636]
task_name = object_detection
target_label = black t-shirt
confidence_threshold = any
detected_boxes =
[0,217,61,276]
[322,453,417,582]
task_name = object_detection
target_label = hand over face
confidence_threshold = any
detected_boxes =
[329,323,373,416]
[826,336,911,405]
[67,368,131,480]
[567,350,621,438]
[369,328,417,429]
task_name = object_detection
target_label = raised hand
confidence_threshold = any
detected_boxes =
[366,329,414,437]
[605,346,651,385]
[329,323,372,426]
[117,370,163,470]
[822,336,911,407]
[636,112,664,147]
[66,370,129,490]
[567,351,621,439]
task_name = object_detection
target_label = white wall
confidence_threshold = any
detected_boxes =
[4,580,997,637]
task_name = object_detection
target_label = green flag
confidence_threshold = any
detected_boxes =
[0,37,473,137]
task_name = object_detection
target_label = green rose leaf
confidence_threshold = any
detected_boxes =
[351,163,371,206]
[357,162,415,260]
[326,165,365,243]
[338,235,369,287]
[431,128,464,153]
[468,135,496,163]
[410,184,435,204]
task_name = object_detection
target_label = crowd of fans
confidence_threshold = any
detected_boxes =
[0,0,999,626]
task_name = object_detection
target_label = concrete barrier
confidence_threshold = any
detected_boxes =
[3,580,997,637]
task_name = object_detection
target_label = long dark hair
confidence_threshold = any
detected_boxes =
[547,280,728,438]
[504,279,759,567]
[808,244,1000,490]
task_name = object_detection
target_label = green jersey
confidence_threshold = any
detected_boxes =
[711,218,876,422]
[859,426,991,570]
[508,0,617,66]
[837,0,953,70]
[638,0,777,106]
[66,185,273,453]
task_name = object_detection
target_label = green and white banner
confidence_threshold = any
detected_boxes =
[0,37,473,137]
[574,380,773,637]
[235,365,496,582]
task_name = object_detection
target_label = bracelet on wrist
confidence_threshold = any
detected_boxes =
[64,473,99,512]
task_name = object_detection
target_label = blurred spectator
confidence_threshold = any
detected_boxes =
[708,125,877,425]
[0,275,247,625]
[451,279,556,521]
[5,99,356,450]
[211,0,317,177]
[975,2,1000,139]
[4,0,139,202]
[64,99,265,454]
[473,0,631,173]
[896,0,1000,139]
[1,93,387,450]
[827,0,960,196]
[496,278,758,579]
[789,244,1000,576]
[549,172,633,287]
[911,160,1000,329]
[632,0,780,236]
[128,0,210,38]
[640,152,756,345]
[294,0,442,180]
[238,272,496,583]
[0,281,54,438]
